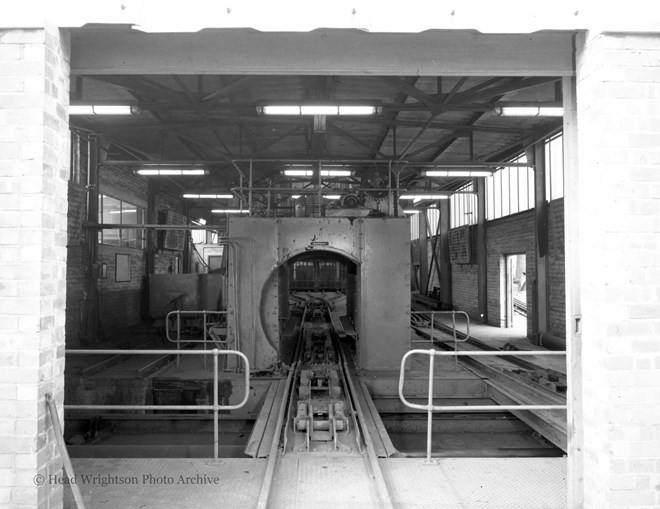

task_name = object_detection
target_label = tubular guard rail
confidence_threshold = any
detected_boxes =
[66,348,249,462]
[411,310,470,364]
[165,310,229,369]
[399,348,567,462]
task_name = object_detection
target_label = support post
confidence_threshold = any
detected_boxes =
[418,211,429,295]
[438,199,452,308]
[476,178,488,322]
[532,141,549,340]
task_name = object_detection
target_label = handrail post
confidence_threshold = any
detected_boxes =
[426,349,435,463]
[213,348,219,462]
[203,311,207,371]
[176,312,181,370]
[463,311,471,341]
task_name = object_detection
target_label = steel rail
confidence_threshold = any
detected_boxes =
[256,304,308,509]
[337,341,393,509]
[399,348,567,463]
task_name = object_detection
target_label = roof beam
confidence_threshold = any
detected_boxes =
[173,75,235,157]
[202,76,255,102]
[372,76,419,158]
[398,76,469,159]
[378,76,438,110]
[327,121,389,159]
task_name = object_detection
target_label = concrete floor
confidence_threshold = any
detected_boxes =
[64,457,567,508]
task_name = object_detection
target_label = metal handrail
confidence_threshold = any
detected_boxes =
[66,348,249,462]
[398,348,567,462]
[411,310,470,359]
[165,310,228,369]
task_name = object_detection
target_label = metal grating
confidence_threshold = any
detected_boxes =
[380,457,567,508]
[269,456,377,508]
[65,458,266,509]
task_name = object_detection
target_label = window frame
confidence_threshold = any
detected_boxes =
[98,193,146,249]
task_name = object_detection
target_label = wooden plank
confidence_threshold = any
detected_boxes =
[245,380,280,458]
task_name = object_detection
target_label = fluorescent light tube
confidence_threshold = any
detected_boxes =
[399,194,450,200]
[211,209,249,214]
[291,195,302,200]
[423,170,493,177]
[493,105,563,117]
[283,169,312,176]
[403,209,421,214]
[70,104,139,115]
[260,103,380,116]
[338,105,378,115]
[301,105,339,115]
[282,169,353,177]
[137,168,207,176]
[261,105,301,115]
[183,194,233,199]
[322,195,341,200]
[323,170,352,176]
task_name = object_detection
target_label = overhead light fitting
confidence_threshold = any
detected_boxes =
[282,169,353,177]
[257,102,382,116]
[423,170,494,178]
[399,194,450,200]
[69,104,140,116]
[403,210,421,214]
[291,195,302,200]
[183,194,233,199]
[322,195,342,200]
[137,168,207,176]
[492,104,563,117]
[136,164,208,176]
[211,209,249,214]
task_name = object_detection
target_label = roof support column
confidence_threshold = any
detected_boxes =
[529,141,549,341]
[438,199,452,308]
[476,178,488,321]
[418,210,429,296]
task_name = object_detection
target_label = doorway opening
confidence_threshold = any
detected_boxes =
[506,254,527,333]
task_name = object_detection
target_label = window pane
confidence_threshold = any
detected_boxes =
[101,195,121,245]
[501,167,510,216]
[494,171,502,219]
[545,142,552,199]
[550,135,564,199]
[510,166,519,214]
[519,167,528,211]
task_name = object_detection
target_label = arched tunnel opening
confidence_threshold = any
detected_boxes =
[275,250,359,366]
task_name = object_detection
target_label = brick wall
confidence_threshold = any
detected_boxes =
[575,31,660,508]
[451,263,479,317]
[0,27,70,508]
[447,202,566,339]
[96,165,148,335]
[547,198,565,338]
[65,164,188,339]
[485,209,536,336]
[153,186,186,275]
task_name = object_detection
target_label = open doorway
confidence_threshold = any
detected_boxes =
[506,254,527,333]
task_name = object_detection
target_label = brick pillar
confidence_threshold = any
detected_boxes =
[0,27,70,508]
[575,32,660,508]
